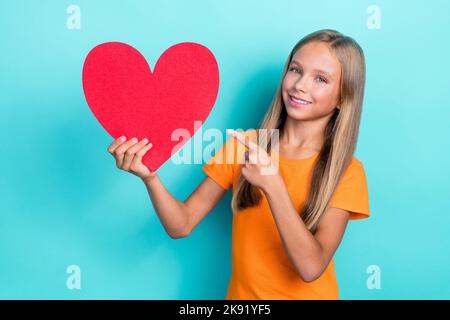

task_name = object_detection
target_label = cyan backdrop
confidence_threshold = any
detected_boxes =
[1,0,449,299]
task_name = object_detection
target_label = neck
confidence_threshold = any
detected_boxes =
[279,116,329,152]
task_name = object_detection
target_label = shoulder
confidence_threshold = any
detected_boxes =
[330,155,370,219]
[349,156,365,171]
[349,156,364,170]
[340,156,367,183]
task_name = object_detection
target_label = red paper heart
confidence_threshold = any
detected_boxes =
[82,42,219,172]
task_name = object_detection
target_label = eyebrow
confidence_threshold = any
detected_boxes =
[289,60,333,78]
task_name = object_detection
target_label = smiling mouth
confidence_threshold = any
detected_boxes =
[289,95,311,106]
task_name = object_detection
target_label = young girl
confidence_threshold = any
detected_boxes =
[107,29,370,300]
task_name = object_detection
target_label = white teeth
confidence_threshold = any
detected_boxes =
[291,96,310,104]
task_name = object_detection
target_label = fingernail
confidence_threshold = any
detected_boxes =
[149,143,153,148]
[132,137,138,143]
[119,136,126,141]
[143,138,148,143]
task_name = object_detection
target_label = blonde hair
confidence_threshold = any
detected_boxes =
[231,29,366,234]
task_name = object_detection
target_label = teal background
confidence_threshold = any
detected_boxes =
[1,0,449,299]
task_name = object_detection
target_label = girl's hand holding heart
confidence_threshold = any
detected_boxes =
[227,129,283,194]
[107,136,157,182]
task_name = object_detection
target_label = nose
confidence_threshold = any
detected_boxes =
[293,74,308,93]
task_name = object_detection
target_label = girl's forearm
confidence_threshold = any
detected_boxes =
[142,175,189,239]
[263,178,325,282]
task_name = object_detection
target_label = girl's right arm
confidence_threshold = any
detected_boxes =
[108,136,227,239]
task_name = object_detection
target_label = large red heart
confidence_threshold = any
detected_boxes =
[82,42,219,172]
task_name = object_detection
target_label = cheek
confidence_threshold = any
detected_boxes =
[281,78,290,100]
[281,76,289,92]
[311,86,336,105]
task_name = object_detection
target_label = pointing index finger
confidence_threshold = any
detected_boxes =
[227,129,258,150]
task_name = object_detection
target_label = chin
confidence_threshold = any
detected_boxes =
[284,104,310,121]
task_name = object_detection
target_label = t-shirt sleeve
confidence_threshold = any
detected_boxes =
[202,135,239,191]
[328,159,370,220]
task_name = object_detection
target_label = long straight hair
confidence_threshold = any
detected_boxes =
[231,29,366,234]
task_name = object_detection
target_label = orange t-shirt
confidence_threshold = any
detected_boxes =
[202,129,370,300]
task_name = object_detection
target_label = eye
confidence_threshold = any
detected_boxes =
[316,76,327,83]
[288,67,300,73]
